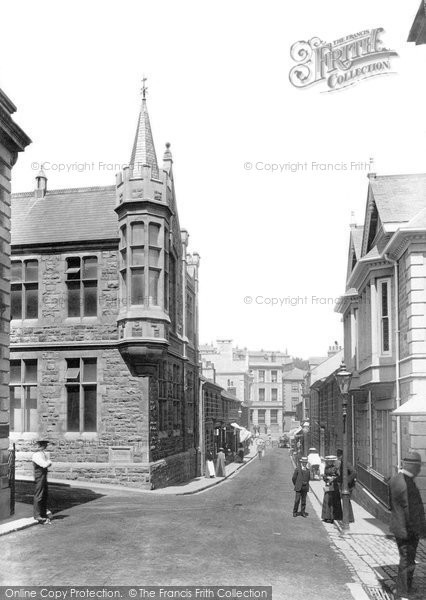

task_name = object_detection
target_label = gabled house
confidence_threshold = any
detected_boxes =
[336,172,426,516]
[10,88,200,490]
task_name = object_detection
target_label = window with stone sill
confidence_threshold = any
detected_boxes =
[11,259,39,320]
[66,256,98,317]
[259,370,265,382]
[271,409,278,424]
[258,388,265,402]
[271,370,278,383]
[258,409,266,425]
[9,359,38,432]
[271,388,278,402]
[66,357,97,432]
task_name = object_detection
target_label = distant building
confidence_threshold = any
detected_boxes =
[306,349,344,458]
[0,88,31,520]
[248,349,292,437]
[200,340,252,406]
[200,342,294,437]
[10,87,200,490]
[282,367,306,425]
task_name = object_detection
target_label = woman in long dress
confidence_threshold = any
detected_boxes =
[216,447,226,477]
[321,455,343,523]
[206,451,216,478]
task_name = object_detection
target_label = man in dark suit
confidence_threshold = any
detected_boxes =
[389,452,426,599]
[292,456,310,517]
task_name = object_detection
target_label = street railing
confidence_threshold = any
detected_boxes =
[356,462,391,509]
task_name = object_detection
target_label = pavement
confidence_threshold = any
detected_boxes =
[1,446,358,599]
[2,446,426,600]
[304,463,426,600]
[0,444,259,536]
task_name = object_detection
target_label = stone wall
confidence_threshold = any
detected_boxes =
[0,145,12,519]
[150,447,199,489]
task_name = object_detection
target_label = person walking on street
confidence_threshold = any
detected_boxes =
[321,455,343,523]
[32,439,52,525]
[237,443,245,463]
[216,447,226,477]
[257,439,265,460]
[389,452,426,600]
[206,450,216,478]
[292,456,311,517]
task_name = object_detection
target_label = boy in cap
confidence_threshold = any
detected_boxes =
[292,456,311,517]
[32,439,52,524]
[389,451,426,599]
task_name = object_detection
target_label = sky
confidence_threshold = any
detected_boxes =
[1,0,425,357]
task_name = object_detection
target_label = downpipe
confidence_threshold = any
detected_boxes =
[384,254,401,470]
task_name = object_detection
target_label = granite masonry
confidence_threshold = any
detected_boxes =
[0,88,31,519]
[10,89,200,490]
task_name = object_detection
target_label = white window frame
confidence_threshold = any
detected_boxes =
[377,278,392,356]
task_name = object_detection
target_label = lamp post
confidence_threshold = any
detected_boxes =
[335,361,353,532]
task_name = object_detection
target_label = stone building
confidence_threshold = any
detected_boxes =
[200,340,252,409]
[336,172,426,516]
[248,349,292,437]
[0,89,31,520]
[201,377,243,467]
[10,89,200,490]
[282,366,306,426]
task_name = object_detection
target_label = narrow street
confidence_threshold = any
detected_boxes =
[1,450,355,600]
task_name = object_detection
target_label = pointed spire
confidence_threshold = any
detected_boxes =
[130,77,159,179]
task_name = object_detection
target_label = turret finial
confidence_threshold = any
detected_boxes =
[141,76,148,100]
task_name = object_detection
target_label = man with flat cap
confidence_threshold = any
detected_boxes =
[389,451,426,599]
[32,439,52,524]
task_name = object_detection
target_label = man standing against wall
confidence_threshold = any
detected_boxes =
[32,440,52,525]
[389,452,426,599]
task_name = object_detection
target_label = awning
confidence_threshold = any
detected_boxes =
[231,423,252,441]
[288,426,302,437]
[392,396,426,416]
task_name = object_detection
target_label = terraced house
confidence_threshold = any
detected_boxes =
[336,172,426,516]
[10,89,200,490]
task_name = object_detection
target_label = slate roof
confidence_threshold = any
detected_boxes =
[282,367,306,381]
[130,98,159,179]
[369,174,426,225]
[351,225,364,259]
[11,185,118,246]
